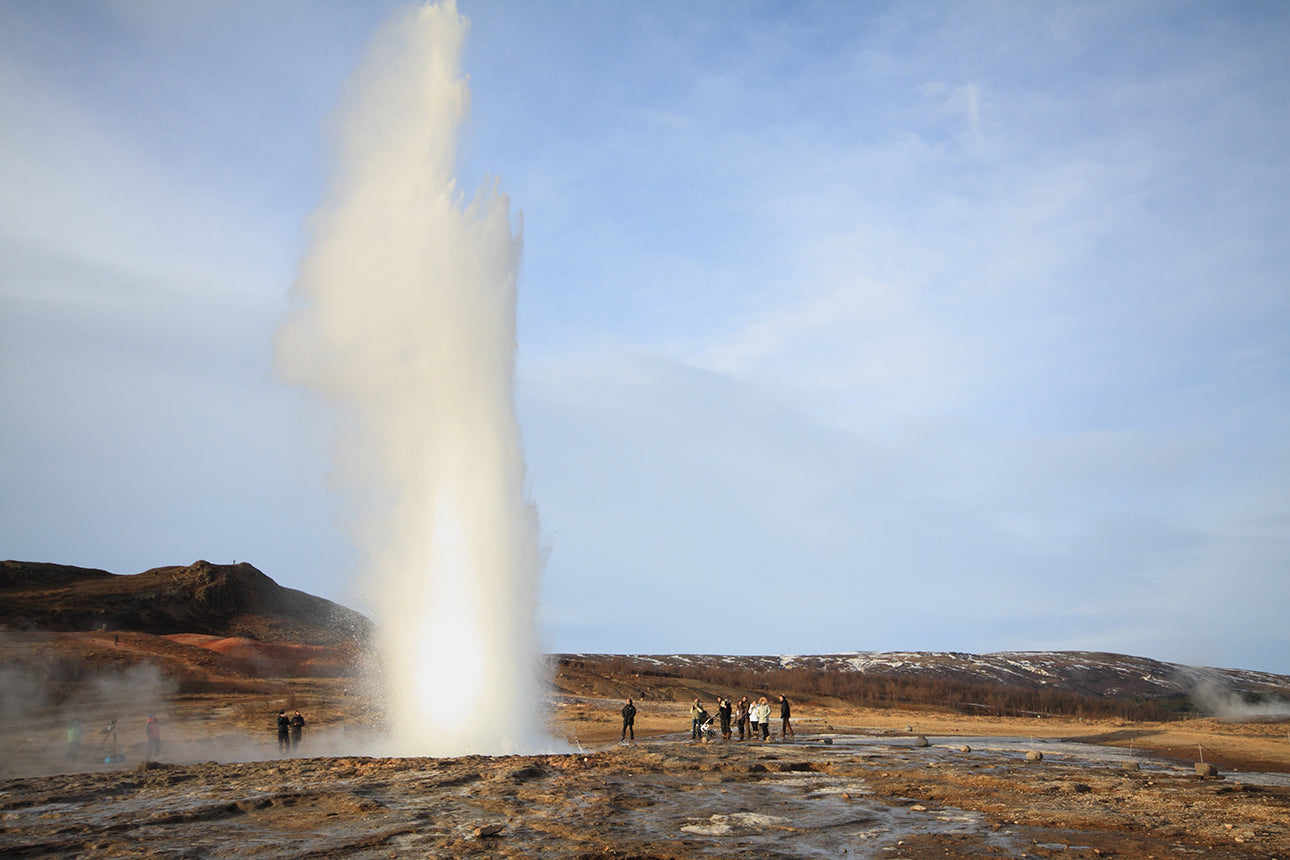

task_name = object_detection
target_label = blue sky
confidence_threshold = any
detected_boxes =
[2,1,1287,673]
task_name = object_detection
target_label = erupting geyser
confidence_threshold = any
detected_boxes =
[276,0,547,755]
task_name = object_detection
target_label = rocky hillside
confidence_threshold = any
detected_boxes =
[0,559,371,647]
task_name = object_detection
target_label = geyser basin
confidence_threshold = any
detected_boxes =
[277,0,547,756]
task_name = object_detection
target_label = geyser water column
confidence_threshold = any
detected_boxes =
[276,1,547,756]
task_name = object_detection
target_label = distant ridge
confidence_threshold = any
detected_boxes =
[0,559,371,647]
[558,652,1290,716]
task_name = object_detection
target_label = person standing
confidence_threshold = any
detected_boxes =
[621,698,636,741]
[144,714,161,761]
[66,718,83,765]
[757,697,771,741]
[749,696,761,740]
[718,698,732,740]
[290,711,306,749]
[690,698,705,741]
[735,697,749,741]
[276,710,291,752]
[779,695,795,739]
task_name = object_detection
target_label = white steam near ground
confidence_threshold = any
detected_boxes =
[0,654,173,773]
[1183,672,1290,721]
[275,1,550,756]
[0,657,381,775]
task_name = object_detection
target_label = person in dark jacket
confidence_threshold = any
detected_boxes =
[621,698,636,741]
[276,711,291,752]
[290,711,305,748]
[779,695,795,739]
[718,698,733,740]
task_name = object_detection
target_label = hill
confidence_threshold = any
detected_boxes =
[554,651,1290,721]
[0,560,374,691]
[0,559,371,646]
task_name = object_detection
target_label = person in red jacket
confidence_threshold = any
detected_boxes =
[144,714,161,761]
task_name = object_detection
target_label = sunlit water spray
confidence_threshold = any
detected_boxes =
[276,0,548,756]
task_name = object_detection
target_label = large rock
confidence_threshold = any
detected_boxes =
[1195,762,1220,778]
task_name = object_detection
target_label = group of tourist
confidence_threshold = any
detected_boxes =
[696,695,795,741]
[619,694,796,742]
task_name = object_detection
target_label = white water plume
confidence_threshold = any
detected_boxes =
[276,0,547,756]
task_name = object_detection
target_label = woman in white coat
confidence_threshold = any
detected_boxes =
[756,697,772,741]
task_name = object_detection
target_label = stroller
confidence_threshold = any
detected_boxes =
[101,718,125,764]
[699,714,718,742]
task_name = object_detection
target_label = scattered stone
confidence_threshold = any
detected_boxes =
[1194,762,1219,778]
[821,738,834,745]
[913,736,930,748]
[1121,761,1140,772]
[960,745,972,753]
[474,823,505,838]
[1026,751,1044,762]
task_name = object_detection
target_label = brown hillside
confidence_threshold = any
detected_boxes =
[0,559,372,647]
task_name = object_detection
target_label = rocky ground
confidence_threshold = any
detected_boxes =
[1,732,1287,859]
[2,685,1288,859]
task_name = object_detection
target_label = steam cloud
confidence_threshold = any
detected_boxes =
[276,0,547,755]
[1187,673,1290,720]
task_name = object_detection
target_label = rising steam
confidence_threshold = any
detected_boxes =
[276,1,547,756]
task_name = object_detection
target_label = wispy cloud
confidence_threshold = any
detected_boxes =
[2,1,1287,672]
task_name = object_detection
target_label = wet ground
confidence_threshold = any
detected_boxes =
[2,731,1287,859]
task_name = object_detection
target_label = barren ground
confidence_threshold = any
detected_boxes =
[3,675,1289,859]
